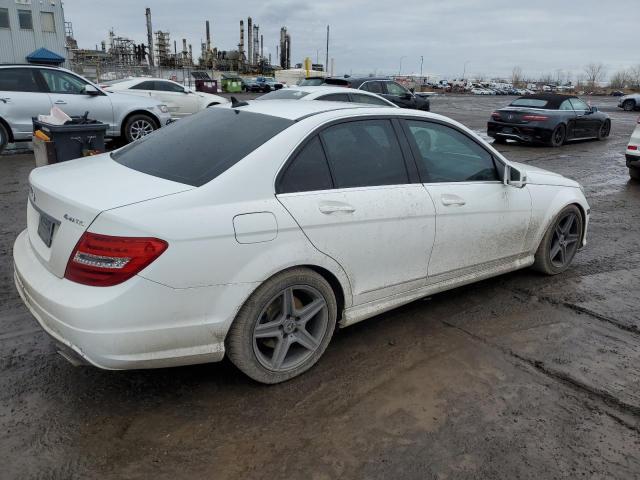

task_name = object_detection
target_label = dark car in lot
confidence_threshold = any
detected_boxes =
[323,77,430,111]
[244,77,283,93]
[487,93,611,147]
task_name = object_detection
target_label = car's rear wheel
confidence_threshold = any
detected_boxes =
[226,268,337,384]
[630,167,640,181]
[0,122,8,154]
[623,100,636,112]
[493,137,507,144]
[124,114,158,143]
[548,124,566,147]
[532,205,583,275]
[597,119,611,140]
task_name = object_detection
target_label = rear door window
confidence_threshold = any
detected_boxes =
[155,81,185,93]
[112,109,293,187]
[405,120,499,183]
[0,68,41,92]
[40,69,88,94]
[351,93,391,106]
[278,136,333,193]
[320,119,408,188]
[130,80,156,90]
[360,81,383,94]
[315,93,350,102]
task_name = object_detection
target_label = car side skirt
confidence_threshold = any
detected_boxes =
[340,254,534,327]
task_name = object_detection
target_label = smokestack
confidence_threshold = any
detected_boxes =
[189,44,193,64]
[239,20,244,59]
[279,27,286,69]
[325,25,329,74]
[205,20,211,51]
[254,24,259,64]
[247,17,253,66]
[260,34,263,62]
[285,33,291,69]
[145,7,154,67]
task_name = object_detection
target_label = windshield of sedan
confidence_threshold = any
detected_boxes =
[510,98,548,108]
[111,108,293,187]
[257,89,311,100]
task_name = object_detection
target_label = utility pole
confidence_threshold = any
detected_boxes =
[325,25,329,73]
[462,60,470,80]
[420,55,423,78]
[399,56,406,75]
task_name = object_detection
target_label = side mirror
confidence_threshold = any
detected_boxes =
[503,164,526,188]
[84,85,100,96]
[590,106,598,113]
[409,87,415,94]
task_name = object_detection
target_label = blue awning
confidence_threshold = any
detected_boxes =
[26,48,65,65]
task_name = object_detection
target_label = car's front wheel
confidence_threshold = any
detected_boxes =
[226,268,337,384]
[123,114,158,143]
[532,205,583,275]
[0,122,8,153]
[623,100,636,112]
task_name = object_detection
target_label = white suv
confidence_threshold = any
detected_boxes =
[0,65,172,152]
[618,93,640,112]
[627,116,640,180]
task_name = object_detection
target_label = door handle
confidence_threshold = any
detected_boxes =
[318,202,356,214]
[54,100,67,105]
[441,194,466,206]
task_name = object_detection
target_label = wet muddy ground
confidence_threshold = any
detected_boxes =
[1,95,639,479]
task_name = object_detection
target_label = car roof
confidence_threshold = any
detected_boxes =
[513,93,577,109]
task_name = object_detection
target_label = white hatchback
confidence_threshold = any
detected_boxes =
[14,101,589,383]
[104,77,228,120]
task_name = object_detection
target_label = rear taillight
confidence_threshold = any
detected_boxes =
[522,114,549,122]
[491,111,501,120]
[629,145,638,151]
[64,232,168,287]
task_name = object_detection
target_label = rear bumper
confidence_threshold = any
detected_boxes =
[13,229,257,370]
[627,153,640,168]
[487,121,552,144]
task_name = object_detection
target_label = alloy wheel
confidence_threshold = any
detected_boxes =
[552,126,565,146]
[600,121,611,138]
[253,285,329,372]
[549,212,580,268]
[129,120,154,140]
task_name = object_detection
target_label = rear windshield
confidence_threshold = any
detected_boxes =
[111,108,293,187]
[257,89,310,100]
[510,98,548,108]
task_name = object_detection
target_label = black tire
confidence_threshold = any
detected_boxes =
[0,122,8,154]
[493,137,507,144]
[623,100,636,112]
[123,114,158,144]
[226,268,337,384]
[548,124,566,147]
[630,167,640,181]
[532,205,583,275]
[597,119,611,140]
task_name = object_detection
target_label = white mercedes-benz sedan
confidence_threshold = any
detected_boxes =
[14,100,589,383]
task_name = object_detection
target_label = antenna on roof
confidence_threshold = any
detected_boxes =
[230,96,249,108]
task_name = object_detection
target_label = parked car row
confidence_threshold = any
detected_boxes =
[0,65,172,152]
[321,77,430,111]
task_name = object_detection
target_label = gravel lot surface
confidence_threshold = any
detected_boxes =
[1,95,639,479]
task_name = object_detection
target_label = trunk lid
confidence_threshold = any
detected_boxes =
[27,153,193,278]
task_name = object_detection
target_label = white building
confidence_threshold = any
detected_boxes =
[0,0,67,65]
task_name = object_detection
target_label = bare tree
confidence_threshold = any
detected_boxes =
[609,69,630,89]
[511,66,523,87]
[628,65,640,90]
[539,73,554,85]
[584,63,606,88]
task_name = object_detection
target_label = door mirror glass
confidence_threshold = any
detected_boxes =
[590,106,598,113]
[84,85,100,96]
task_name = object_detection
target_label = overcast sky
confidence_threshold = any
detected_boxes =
[63,0,637,80]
